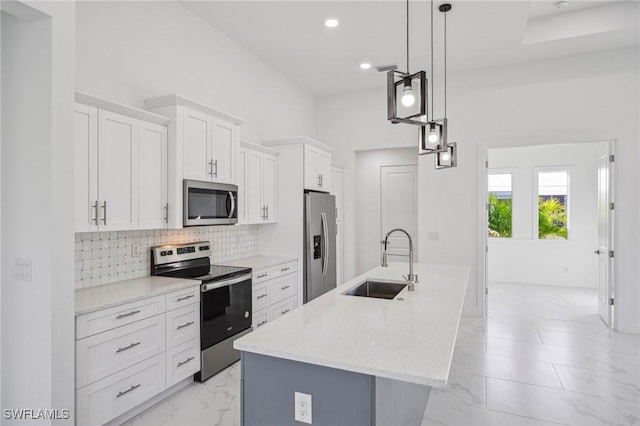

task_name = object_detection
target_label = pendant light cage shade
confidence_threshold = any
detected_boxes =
[387,70,428,126]
[418,118,447,155]
[435,142,457,169]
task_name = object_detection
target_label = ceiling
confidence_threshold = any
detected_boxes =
[181,1,639,96]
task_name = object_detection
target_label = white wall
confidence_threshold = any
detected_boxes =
[1,0,75,422]
[75,1,316,142]
[355,148,417,274]
[487,142,609,288]
[316,47,640,333]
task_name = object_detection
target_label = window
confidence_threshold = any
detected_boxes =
[488,173,512,238]
[537,171,568,239]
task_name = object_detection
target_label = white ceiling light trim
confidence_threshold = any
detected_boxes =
[324,18,339,28]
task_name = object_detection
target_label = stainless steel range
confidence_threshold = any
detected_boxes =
[151,241,252,381]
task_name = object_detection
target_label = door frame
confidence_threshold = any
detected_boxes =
[477,141,617,328]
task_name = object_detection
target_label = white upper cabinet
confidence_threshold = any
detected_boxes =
[212,119,236,184]
[238,141,278,225]
[74,93,170,233]
[262,154,278,223]
[98,110,139,231]
[182,108,211,182]
[146,95,244,228]
[74,104,99,233]
[303,144,332,193]
[237,148,247,224]
[138,122,168,230]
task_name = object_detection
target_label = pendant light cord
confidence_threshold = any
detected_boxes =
[406,0,410,74]
[444,9,447,118]
[430,0,434,121]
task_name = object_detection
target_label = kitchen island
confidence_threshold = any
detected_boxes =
[234,262,469,425]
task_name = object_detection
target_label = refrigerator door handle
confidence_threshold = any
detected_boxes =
[321,212,329,276]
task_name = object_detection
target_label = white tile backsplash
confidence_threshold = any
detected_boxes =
[74,225,259,289]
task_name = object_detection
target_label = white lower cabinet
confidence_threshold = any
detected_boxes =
[251,262,298,329]
[75,285,200,425]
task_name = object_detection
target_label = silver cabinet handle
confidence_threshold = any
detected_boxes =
[164,203,169,224]
[317,175,322,187]
[208,159,213,176]
[116,341,141,353]
[213,160,218,178]
[281,309,290,315]
[281,285,290,290]
[257,273,268,279]
[176,294,194,302]
[256,294,267,300]
[266,205,269,220]
[320,175,323,187]
[116,310,140,319]
[116,384,140,398]
[92,201,98,225]
[177,356,194,367]
[281,267,290,272]
[101,201,107,225]
[257,320,267,327]
[176,321,194,330]
[594,250,601,254]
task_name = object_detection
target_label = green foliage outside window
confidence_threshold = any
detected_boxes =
[488,193,512,238]
[538,197,567,239]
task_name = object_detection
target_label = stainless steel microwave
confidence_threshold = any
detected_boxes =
[183,180,238,226]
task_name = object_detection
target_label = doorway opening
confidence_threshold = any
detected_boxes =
[482,142,616,328]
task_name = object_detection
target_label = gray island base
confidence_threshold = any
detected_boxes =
[241,352,431,426]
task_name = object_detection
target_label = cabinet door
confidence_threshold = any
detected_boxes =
[98,110,139,231]
[182,108,212,182]
[74,104,99,232]
[211,119,236,184]
[262,154,278,223]
[246,150,264,224]
[318,150,333,193]
[332,167,343,222]
[138,121,168,230]
[304,145,320,191]
[237,148,247,224]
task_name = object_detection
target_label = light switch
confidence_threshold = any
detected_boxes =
[14,258,32,282]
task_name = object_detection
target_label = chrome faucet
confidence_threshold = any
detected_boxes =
[381,228,418,291]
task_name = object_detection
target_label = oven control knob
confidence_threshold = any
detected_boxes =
[167,250,173,255]
[245,311,250,318]
[160,251,167,256]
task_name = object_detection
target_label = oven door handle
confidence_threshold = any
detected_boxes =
[201,273,251,292]
[228,192,236,219]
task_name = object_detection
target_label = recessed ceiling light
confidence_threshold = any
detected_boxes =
[324,18,339,28]
[555,1,569,9]
[360,63,372,70]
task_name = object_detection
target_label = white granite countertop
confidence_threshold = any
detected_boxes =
[234,262,469,387]
[75,276,200,316]
[217,255,297,271]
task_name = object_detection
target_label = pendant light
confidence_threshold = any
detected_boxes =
[387,0,428,126]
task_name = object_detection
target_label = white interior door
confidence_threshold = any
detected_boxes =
[597,151,614,327]
[380,165,418,263]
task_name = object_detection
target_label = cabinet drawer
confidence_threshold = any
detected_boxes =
[76,354,165,426]
[166,304,200,349]
[166,338,200,388]
[76,296,165,339]
[252,268,270,284]
[253,283,269,311]
[269,274,296,305]
[76,315,166,389]
[253,309,269,329]
[269,296,296,321]
[165,285,200,311]
[269,262,297,280]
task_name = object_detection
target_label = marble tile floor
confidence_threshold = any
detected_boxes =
[124,282,639,426]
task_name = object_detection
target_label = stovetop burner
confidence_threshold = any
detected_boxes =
[150,241,251,283]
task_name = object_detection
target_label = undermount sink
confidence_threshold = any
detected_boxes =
[342,280,407,300]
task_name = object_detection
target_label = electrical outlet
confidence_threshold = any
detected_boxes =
[427,232,440,241]
[131,243,142,257]
[294,391,312,424]
[14,258,32,282]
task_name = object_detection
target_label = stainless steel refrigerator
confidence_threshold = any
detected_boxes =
[304,191,337,303]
